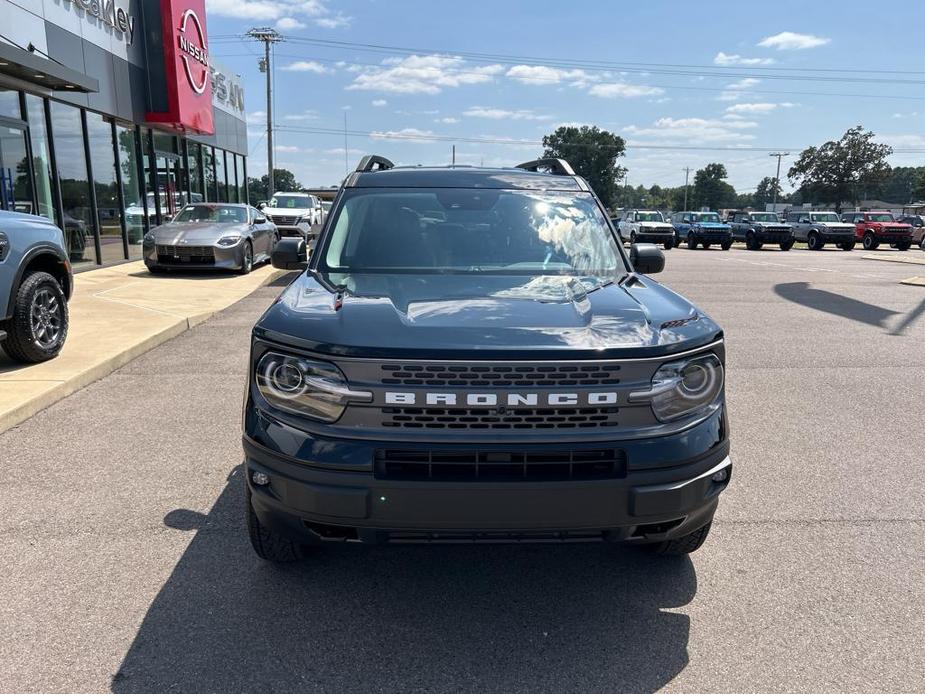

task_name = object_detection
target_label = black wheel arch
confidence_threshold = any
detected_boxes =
[5,245,72,322]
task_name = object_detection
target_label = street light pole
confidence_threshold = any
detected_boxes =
[682,167,691,210]
[769,152,790,212]
[247,27,282,198]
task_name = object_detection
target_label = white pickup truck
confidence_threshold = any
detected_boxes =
[617,209,675,250]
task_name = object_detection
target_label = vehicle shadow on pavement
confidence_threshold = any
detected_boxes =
[774,281,902,330]
[113,467,697,694]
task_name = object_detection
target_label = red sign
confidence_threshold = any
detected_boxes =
[146,0,214,134]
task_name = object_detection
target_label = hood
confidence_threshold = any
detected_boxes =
[150,221,248,243]
[694,222,730,229]
[254,272,722,359]
[817,222,855,230]
[637,221,673,229]
[865,221,910,229]
[753,222,791,229]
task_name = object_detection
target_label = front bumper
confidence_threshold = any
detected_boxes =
[634,232,674,243]
[755,230,793,243]
[142,243,245,270]
[693,230,732,243]
[818,231,855,242]
[274,223,314,240]
[243,404,731,545]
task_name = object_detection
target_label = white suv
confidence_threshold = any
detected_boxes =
[617,210,675,250]
[260,192,322,241]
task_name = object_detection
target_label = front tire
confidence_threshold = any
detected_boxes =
[647,522,713,556]
[721,240,732,251]
[897,240,911,251]
[663,241,673,250]
[780,240,794,251]
[863,232,879,250]
[702,243,712,249]
[687,233,697,250]
[840,241,856,251]
[239,241,254,275]
[246,487,307,562]
[807,232,824,250]
[3,271,69,364]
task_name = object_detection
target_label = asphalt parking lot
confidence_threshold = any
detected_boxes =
[1,247,923,693]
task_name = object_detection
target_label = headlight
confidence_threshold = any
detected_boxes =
[143,232,155,245]
[630,353,724,423]
[217,235,242,246]
[255,352,372,422]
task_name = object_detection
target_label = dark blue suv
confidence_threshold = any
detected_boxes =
[671,211,733,250]
[242,157,732,561]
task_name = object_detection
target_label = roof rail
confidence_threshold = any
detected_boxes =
[515,158,576,176]
[355,155,395,173]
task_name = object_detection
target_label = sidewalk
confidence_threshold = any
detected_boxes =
[0,261,286,433]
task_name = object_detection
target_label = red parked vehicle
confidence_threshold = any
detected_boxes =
[841,211,913,251]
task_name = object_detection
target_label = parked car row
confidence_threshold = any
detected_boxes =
[612,208,925,252]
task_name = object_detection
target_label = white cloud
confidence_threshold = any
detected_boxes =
[463,106,554,121]
[624,117,758,144]
[347,55,503,94]
[246,110,266,125]
[589,83,665,98]
[283,110,319,121]
[436,117,459,124]
[370,127,436,143]
[718,78,762,101]
[281,60,329,74]
[205,0,351,29]
[276,17,306,30]
[505,65,594,86]
[371,99,388,107]
[714,51,775,66]
[725,102,795,115]
[757,31,830,50]
[274,144,301,153]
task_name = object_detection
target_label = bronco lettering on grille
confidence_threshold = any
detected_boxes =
[384,392,619,406]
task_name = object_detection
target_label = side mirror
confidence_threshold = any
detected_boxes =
[254,215,267,224]
[799,217,809,224]
[257,202,268,210]
[630,243,665,275]
[272,237,308,270]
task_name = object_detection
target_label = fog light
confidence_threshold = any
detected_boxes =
[251,471,270,486]
[711,468,729,483]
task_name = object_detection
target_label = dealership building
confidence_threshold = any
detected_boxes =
[0,0,248,269]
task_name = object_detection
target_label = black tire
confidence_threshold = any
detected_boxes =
[745,232,757,250]
[648,522,713,556]
[239,241,254,275]
[896,240,911,251]
[687,233,697,250]
[246,487,307,562]
[839,241,856,251]
[780,240,794,251]
[863,232,879,250]
[807,232,823,250]
[673,235,681,248]
[630,231,637,244]
[702,243,712,250]
[3,271,69,364]
[721,241,732,251]
[663,241,672,250]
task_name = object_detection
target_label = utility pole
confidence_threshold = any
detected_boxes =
[682,167,692,210]
[247,27,282,198]
[452,145,456,166]
[769,152,789,212]
[343,110,349,175]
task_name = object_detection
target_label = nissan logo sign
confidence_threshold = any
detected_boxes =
[177,9,209,95]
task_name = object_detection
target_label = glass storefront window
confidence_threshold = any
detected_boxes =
[188,142,202,202]
[236,154,246,204]
[203,146,216,202]
[115,124,144,258]
[50,101,95,267]
[215,148,227,202]
[25,95,55,223]
[0,88,22,119]
[0,125,33,215]
[86,114,125,265]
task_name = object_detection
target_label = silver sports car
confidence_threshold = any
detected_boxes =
[143,203,278,274]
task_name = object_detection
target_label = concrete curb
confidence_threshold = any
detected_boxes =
[900,276,925,287]
[0,268,287,434]
[860,254,925,266]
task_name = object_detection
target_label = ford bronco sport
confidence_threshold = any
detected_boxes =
[0,211,72,363]
[841,211,913,251]
[243,157,731,562]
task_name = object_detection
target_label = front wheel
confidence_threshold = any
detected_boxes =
[246,487,308,562]
[780,240,794,251]
[663,241,673,250]
[687,233,697,250]
[897,240,911,251]
[863,232,879,250]
[745,233,757,250]
[3,271,69,364]
[721,240,732,251]
[840,241,856,251]
[807,232,823,250]
[702,243,712,249]
[647,522,713,556]
[238,241,254,275]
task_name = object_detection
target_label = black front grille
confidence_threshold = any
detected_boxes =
[375,448,627,481]
[380,363,621,387]
[381,406,619,430]
[271,215,299,225]
[156,244,215,264]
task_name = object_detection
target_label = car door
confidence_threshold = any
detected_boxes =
[251,207,271,255]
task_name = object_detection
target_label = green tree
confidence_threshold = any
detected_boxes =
[247,168,303,203]
[788,126,892,212]
[879,166,925,204]
[691,163,736,210]
[753,176,783,209]
[541,125,626,209]
[913,169,925,202]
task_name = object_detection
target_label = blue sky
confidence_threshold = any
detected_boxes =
[205,0,925,194]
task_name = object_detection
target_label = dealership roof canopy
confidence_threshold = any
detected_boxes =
[0,41,98,93]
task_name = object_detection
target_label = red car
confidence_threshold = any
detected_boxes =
[841,211,913,251]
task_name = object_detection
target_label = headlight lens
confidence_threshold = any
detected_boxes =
[633,353,724,422]
[217,235,242,246]
[142,232,155,245]
[255,352,372,422]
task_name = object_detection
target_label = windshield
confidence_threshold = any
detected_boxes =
[270,195,311,209]
[693,212,721,223]
[637,211,664,222]
[751,213,779,222]
[867,213,894,222]
[173,204,247,224]
[321,189,625,276]
[811,213,840,222]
